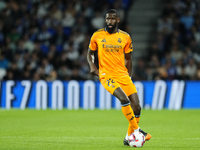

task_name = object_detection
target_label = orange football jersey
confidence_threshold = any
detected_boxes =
[89,28,133,79]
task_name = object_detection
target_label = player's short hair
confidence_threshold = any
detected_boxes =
[105,9,120,18]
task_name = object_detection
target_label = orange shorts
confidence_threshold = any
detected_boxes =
[100,75,137,96]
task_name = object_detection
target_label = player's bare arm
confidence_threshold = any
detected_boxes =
[125,52,132,77]
[87,48,99,77]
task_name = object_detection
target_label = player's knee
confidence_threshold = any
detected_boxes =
[138,105,141,112]
[133,104,141,114]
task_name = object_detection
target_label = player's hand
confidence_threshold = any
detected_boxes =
[90,69,99,77]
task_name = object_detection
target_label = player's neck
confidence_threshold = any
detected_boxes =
[105,27,119,34]
[112,28,118,33]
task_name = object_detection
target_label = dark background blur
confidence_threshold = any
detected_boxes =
[0,0,200,81]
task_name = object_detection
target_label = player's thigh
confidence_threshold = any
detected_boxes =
[122,83,140,106]
[120,79,141,107]
[120,80,137,97]
[113,87,129,103]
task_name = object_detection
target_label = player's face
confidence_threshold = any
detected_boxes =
[105,13,119,33]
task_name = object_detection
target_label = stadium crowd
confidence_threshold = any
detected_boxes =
[133,0,200,81]
[0,0,200,81]
[0,0,132,81]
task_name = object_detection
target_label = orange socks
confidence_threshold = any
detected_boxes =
[135,116,140,125]
[121,104,139,136]
[127,116,140,136]
[127,123,134,136]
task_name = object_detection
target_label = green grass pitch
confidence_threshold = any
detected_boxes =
[0,109,200,150]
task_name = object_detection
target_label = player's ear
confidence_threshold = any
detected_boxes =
[117,18,120,23]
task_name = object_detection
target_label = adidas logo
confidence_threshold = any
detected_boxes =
[101,39,106,42]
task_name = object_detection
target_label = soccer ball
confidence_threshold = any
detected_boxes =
[128,132,145,147]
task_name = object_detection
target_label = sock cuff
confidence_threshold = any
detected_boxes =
[135,114,140,118]
[121,101,130,107]
[134,127,140,132]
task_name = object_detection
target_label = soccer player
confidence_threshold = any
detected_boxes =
[87,9,152,146]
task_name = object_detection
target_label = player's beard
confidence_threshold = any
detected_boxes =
[106,23,117,34]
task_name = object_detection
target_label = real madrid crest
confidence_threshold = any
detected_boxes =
[118,38,122,43]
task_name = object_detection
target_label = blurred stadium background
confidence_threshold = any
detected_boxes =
[1,1,200,149]
[0,0,200,110]
[0,0,200,81]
